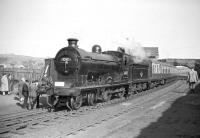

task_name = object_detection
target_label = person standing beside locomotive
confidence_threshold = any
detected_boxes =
[18,78,25,102]
[18,78,29,109]
[29,81,38,109]
[23,79,30,109]
[187,68,199,92]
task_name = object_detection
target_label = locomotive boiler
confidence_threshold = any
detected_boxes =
[54,38,126,87]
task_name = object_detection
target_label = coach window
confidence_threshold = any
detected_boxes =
[163,67,165,74]
[124,56,127,66]
[160,66,162,74]
[157,65,159,73]
[157,64,159,73]
[155,65,157,73]
[152,65,154,73]
[159,65,161,73]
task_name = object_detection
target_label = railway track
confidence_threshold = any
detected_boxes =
[55,80,187,138]
[0,80,184,138]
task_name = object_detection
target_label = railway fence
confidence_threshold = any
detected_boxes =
[0,67,43,92]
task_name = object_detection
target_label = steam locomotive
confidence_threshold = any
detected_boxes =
[40,38,186,111]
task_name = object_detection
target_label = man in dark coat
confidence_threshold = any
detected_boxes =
[18,78,25,102]
[18,78,29,109]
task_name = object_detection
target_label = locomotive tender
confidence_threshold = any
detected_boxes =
[41,38,183,111]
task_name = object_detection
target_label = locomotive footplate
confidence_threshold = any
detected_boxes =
[54,87,81,96]
[54,82,130,96]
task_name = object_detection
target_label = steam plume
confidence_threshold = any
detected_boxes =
[118,37,148,63]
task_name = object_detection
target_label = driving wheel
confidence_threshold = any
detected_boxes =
[70,95,83,110]
[87,93,97,106]
[102,91,111,102]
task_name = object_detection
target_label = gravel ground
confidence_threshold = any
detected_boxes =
[0,94,49,116]
[0,94,25,115]
[68,81,200,138]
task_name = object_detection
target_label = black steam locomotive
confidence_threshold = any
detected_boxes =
[40,38,184,111]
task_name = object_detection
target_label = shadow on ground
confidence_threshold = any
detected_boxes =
[136,83,200,138]
[15,95,49,109]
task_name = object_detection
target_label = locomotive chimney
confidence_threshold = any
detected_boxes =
[67,38,79,48]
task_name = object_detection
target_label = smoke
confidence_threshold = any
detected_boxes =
[118,37,148,63]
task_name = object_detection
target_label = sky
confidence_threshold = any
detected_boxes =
[0,0,200,59]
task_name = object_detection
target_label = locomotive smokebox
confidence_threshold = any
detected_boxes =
[67,38,78,48]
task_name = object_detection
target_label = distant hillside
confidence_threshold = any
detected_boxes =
[0,54,45,69]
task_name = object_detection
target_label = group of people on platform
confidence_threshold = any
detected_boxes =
[18,77,40,110]
[0,74,40,110]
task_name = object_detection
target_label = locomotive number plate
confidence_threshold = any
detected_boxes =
[55,81,65,87]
